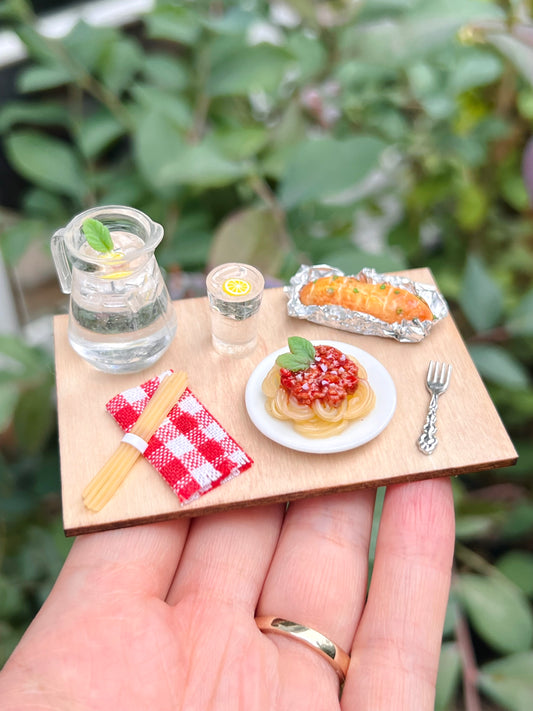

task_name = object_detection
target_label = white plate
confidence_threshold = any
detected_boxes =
[245,340,397,454]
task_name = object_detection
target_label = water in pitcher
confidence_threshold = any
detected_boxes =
[68,231,175,372]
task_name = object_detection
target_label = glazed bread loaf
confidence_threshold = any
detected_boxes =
[299,275,433,324]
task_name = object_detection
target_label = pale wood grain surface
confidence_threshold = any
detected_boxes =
[54,268,517,536]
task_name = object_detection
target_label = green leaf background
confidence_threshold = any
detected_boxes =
[2,3,533,706]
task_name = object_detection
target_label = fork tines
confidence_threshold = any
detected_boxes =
[427,360,452,390]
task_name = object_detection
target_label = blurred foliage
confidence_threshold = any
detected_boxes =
[0,335,70,663]
[1,0,533,708]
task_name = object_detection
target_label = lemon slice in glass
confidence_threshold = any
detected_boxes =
[222,278,251,297]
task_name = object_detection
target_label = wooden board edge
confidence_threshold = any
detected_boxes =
[63,454,518,536]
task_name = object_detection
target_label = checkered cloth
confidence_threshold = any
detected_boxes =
[106,371,253,504]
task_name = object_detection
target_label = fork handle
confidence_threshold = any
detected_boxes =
[417,393,440,455]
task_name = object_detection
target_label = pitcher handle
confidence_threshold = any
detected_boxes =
[51,229,72,294]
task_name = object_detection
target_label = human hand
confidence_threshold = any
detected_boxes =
[0,478,454,711]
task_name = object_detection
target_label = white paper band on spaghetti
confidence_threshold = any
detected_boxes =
[122,432,149,454]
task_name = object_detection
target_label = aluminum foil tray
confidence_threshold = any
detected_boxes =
[284,264,449,343]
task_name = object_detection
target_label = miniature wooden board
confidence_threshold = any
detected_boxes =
[54,268,517,536]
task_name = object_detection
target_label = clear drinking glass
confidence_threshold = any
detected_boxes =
[51,205,177,374]
[206,263,264,357]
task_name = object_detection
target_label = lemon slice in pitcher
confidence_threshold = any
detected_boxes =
[100,250,132,279]
[222,278,251,297]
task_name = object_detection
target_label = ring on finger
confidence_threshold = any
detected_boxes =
[255,615,350,683]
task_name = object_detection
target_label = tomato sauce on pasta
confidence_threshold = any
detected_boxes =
[262,343,376,438]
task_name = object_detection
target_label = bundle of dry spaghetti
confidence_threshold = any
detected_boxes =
[82,371,187,512]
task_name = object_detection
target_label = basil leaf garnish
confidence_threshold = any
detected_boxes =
[82,218,114,253]
[276,336,316,371]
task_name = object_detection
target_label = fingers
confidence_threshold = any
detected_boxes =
[256,490,376,696]
[50,519,191,605]
[258,491,375,646]
[343,478,455,711]
[166,504,285,609]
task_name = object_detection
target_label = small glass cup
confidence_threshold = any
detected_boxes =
[206,263,264,357]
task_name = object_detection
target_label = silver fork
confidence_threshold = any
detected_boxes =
[417,361,452,455]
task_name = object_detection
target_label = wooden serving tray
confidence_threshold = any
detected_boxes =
[54,268,517,536]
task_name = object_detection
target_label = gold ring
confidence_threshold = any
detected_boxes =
[255,616,350,682]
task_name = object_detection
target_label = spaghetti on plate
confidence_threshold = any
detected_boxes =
[262,341,375,438]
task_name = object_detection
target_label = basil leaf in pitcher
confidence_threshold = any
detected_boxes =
[82,218,114,253]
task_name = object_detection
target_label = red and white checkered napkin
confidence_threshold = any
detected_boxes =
[106,371,253,505]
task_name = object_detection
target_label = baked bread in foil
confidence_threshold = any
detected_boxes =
[285,264,449,343]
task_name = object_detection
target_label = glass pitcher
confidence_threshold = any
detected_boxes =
[51,205,177,374]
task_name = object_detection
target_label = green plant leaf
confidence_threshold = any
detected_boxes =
[135,108,247,191]
[207,43,293,97]
[133,110,186,193]
[23,188,68,220]
[506,289,533,337]
[0,573,26,618]
[275,354,308,371]
[144,4,202,45]
[456,573,533,654]
[0,100,66,132]
[81,218,114,253]
[279,135,386,208]
[496,550,533,597]
[455,180,489,231]
[276,336,316,371]
[286,31,328,83]
[160,141,248,189]
[13,382,54,454]
[469,343,530,390]
[18,525,68,604]
[131,85,193,130]
[17,63,74,93]
[0,335,50,376]
[211,126,269,161]
[5,130,86,199]
[478,652,533,711]
[486,31,533,87]
[501,501,533,541]
[158,213,212,271]
[209,206,285,277]
[500,171,530,211]
[141,53,189,90]
[458,254,504,332]
[99,36,143,95]
[0,382,19,433]
[455,513,497,540]
[442,591,460,638]
[435,642,462,711]
[0,219,45,266]
[94,169,145,207]
[15,24,64,65]
[0,0,32,23]
[62,20,116,74]
[448,49,504,94]
[77,111,125,159]
[321,246,407,275]
[340,0,503,66]
[289,336,315,361]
